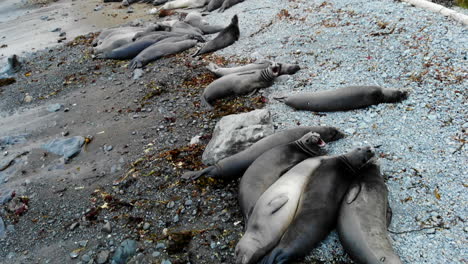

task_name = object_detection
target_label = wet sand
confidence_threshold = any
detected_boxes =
[0,0,154,61]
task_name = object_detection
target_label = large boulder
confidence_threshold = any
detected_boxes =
[42,136,85,161]
[202,109,274,165]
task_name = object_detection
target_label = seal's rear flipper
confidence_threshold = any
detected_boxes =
[206,62,219,73]
[181,166,215,181]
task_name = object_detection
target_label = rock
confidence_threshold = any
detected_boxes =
[79,240,88,247]
[94,5,103,11]
[23,94,33,103]
[133,69,144,80]
[155,243,165,249]
[69,222,79,231]
[50,27,61,32]
[70,251,79,259]
[81,254,91,262]
[184,200,192,206]
[189,135,201,145]
[105,145,113,152]
[161,260,171,264]
[202,109,273,165]
[42,136,85,160]
[47,103,62,112]
[173,215,179,223]
[111,239,137,264]
[166,201,175,209]
[97,250,110,264]
[0,188,14,205]
[102,222,112,233]
[152,251,161,257]
[143,222,150,230]
[0,134,27,147]
[0,216,6,239]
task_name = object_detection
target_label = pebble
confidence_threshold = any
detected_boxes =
[70,251,79,259]
[97,250,109,264]
[81,254,91,262]
[152,251,161,257]
[94,5,103,11]
[155,243,165,249]
[173,215,179,223]
[105,145,113,152]
[133,69,144,80]
[112,239,137,264]
[184,200,193,206]
[102,222,112,233]
[166,201,175,209]
[161,260,171,264]
[143,222,150,230]
[79,240,88,247]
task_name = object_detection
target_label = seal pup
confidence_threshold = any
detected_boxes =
[201,62,288,108]
[160,0,209,10]
[237,147,376,264]
[239,132,327,223]
[99,34,202,60]
[181,126,344,181]
[204,0,224,12]
[192,15,239,57]
[219,0,243,12]
[129,39,197,69]
[94,32,141,54]
[337,160,402,264]
[184,12,224,34]
[281,86,409,112]
[207,61,300,77]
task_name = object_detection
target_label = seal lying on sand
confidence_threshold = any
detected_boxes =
[204,0,224,12]
[100,34,202,60]
[280,86,409,112]
[181,126,344,181]
[160,0,209,10]
[201,63,281,108]
[239,132,328,223]
[337,160,402,264]
[184,12,225,34]
[219,0,243,12]
[236,147,375,264]
[207,61,300,77]
[192,15,239,57]
[130,39,198,69]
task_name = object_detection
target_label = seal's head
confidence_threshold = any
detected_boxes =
[231,15,239,26]
[329,127,346,141]
[297,132,327,154]
[343,146,375,171]
[278,63,301,75]
[235,234,264,264]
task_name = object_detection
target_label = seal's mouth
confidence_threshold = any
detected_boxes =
[317,138,326,148]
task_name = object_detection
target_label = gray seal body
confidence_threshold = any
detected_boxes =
[201,63,281,108]
[236,147,376,264]
[239,132,328,223]
[337,161,402,264]
[192,15,239,57]
[129,39,197,69]
[284,86,409,112]
[181,126,345,181]
[207,61,300,77]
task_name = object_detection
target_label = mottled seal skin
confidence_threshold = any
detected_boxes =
[219,0,244,12]
[337,160,402,264]
[204,0,224,12]
[181,126,345,181]
[207,61,300,77]
[192,15,239,57]
[238,147,376,264]
[283,86,409,112]
[201,63,282,108]
[184,12,224,34]
[129,39,197,69]
[239,132,328,224]
[161,0,208,10]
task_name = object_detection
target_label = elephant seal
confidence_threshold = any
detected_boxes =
[100,34,202,60]
[160,0,209,10]
[201,62,291,108]
[237,147,376,264]
[129,39,197,69]
[192,15,239,57]
[207,61,300,77]
[239,132,327,223]
[204,0,224,12]
[281,86,409,112]
[93,26,141,47]
[181,126,345,181]
[219,0,243,12]
[184,12,224,34]
[94,31,141,54]
[337,160,402,264]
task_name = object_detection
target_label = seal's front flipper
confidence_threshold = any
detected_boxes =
[386,200,393,227]
[268,195,288,214]
[181,166,215,181]
[345,183,361,204]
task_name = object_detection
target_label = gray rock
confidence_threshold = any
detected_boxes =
[47,103,62,112]
[155,243,165,249]
[189,135,201,145]
[42,136,85,160]
[0,216,6,239]
[70,251,79,259]
[81,254,91,262]
[102,222,112,233]
[0,134,28,147]
[143,222,150,230]
[94,5,103,11]
[97,250,110,264]
[161,260,171,264]
[111,239,137,264]
[0,188,14,205]
[133,69,144,80]
[152,251,161,257]
[202,109,273,165]
[69,222,79,231]
[166,201,175,209]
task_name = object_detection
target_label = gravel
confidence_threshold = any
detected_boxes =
[203,0,467,263]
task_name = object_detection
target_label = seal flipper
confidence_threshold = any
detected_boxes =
[259,248,290,264]
[181,166,217,180]
[267,195,288,214]
[345,183,361,204]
